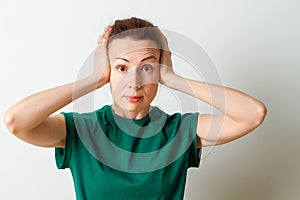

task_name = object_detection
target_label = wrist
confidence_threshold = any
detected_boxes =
[89,73,108,89]
[161,72,179,88]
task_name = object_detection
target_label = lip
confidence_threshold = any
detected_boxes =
[125,95,143,103]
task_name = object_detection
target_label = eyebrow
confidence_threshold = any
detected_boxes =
[116,55,157,63]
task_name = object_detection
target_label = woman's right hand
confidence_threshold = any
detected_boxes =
[93,26,112,88]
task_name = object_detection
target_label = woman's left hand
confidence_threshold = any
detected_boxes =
[158,29,174,85]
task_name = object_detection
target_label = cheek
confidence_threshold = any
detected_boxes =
[142,76,159,85]
[142,67,160,84]
[109,71,128,95]
[144,84,158,96]
[109,71,120,92]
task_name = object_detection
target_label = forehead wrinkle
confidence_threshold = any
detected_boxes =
[108,38,159,62]
[118,48,158,56]
[112,49,159,64]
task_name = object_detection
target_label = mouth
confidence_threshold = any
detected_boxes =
[124,95,143,103]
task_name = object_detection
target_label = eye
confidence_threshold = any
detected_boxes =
[116,65,127,72]
[141,64,153,72]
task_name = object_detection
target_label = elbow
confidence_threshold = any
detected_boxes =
[252,102,267,127]
[3,109,20,135]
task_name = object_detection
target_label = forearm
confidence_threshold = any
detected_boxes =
[4,75,102,133]
[164,73,266,124]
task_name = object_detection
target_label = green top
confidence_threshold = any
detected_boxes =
[55,105,201,200]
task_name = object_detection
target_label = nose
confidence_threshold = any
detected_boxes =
[128,68,142,89]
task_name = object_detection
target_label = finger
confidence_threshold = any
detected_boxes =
[98,32,105,41]
[97,26,112,46]
[154,26,169,51]
[102,26,112,41]
[97,34,105,45]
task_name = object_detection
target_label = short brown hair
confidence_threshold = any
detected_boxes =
[108,17,162,49]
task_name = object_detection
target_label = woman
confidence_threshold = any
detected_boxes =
[4,17,267,199]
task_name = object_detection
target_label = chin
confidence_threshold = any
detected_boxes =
[124,103,146,112]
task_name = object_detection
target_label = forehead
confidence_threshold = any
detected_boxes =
[108,38,160,60]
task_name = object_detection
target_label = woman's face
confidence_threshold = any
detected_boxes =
[108,38,160,116]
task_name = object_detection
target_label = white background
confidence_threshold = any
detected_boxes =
[0,0,299,199]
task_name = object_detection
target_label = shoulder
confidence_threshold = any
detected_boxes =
[153,106,199,131]
[62,105,110,120]
[154,106,198,122]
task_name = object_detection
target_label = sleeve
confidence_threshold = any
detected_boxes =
[188,134,201,168]
[185,112,201,168]
[55,112,75,169]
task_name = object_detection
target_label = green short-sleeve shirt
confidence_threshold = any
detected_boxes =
[55,105,201,200]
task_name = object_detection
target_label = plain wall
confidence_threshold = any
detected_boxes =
[0,0,299,199]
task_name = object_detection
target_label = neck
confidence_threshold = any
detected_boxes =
[112,104,151,119]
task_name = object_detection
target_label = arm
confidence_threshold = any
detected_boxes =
[3,26,112,148]
[162,73,267,147]
[158,32,267,147]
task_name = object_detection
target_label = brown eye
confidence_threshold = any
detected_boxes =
[117,65,127,72]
